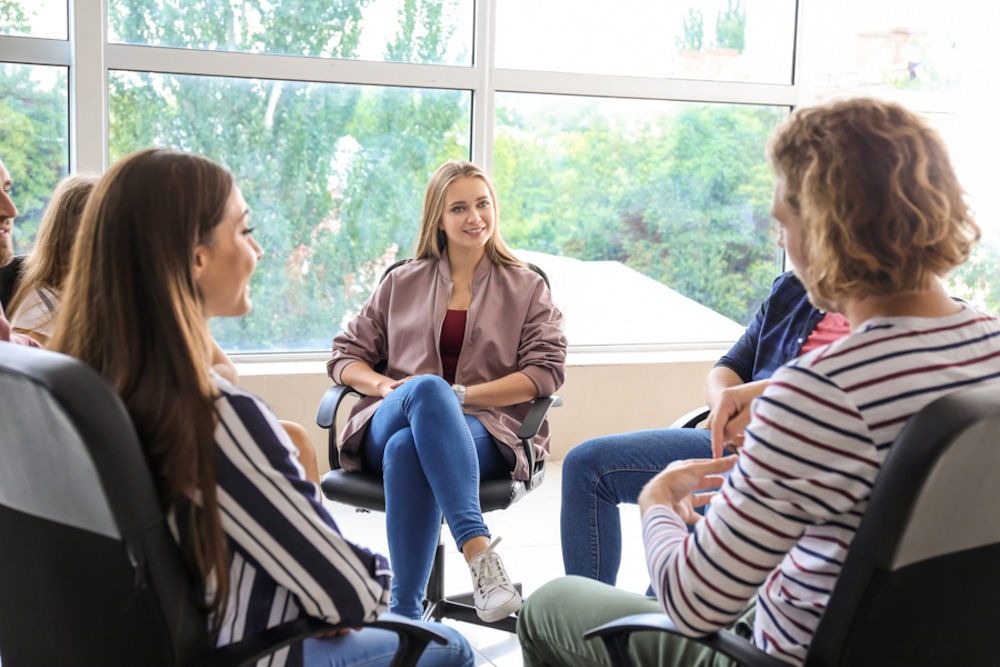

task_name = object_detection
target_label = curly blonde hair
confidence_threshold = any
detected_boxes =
[767,97,979,305]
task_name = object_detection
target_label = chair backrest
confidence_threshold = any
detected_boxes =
[0,344,210,666]
[807,381,1000,666]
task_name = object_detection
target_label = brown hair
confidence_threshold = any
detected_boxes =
[767,97,979,304]
[8,174,98,321]
[413,160,524,267]
[48,148,233,630]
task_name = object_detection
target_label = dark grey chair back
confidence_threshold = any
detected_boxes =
[0,344,210,665]
[809,381,1000,666]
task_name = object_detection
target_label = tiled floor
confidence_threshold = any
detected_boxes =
[325,461,652,666]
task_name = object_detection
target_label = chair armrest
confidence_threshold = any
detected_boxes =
[669,406,709,429]
[583,613,787,667]
[202,615,449,667]
[316,384,363,429]
[517,395,562,489]
[516,395,563,441]
[316,384,365,470]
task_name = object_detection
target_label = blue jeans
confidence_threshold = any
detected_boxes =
[362,375,512,619]
[303,613,474,666]
[560,428,712,586]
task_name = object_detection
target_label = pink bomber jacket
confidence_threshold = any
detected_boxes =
[327,254,567,481]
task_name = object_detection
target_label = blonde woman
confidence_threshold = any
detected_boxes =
[329,160,567,622]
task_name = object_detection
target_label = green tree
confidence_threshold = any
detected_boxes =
[715,0,746,52]
[0,0,30,34]
[496,100,784,324]
[675,7,704,52]
[0,62,69,252]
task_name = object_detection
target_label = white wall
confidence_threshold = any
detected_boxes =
[237,349,722,473]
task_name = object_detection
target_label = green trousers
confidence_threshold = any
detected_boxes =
[517,576,755,667]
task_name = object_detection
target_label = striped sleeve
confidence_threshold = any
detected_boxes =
[213,389,391,628]
[644,364,876,637]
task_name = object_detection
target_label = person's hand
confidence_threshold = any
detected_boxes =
[638,456,737,524]
[706,380,768,458]
[376,376,413,398]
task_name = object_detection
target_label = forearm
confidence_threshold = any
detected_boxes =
[340,360,396,398]
[705,366,744,409]
[464,370,537,408]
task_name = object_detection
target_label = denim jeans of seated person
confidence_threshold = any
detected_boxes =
[560,427,714,588]
[303,613,474,667]
[361,375,513,619]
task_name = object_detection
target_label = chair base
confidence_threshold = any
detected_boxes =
[423,542,522,634]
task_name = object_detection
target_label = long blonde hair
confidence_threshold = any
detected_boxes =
[8,174,98,320]
[48,148,233,630]
[767,97,979,304]
[413,160,524,267]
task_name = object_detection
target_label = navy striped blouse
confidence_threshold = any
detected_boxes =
[172,376,391,667]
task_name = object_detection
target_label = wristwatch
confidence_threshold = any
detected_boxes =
[451,383,466,405]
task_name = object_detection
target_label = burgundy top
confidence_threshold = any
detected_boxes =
[439,309,467,384]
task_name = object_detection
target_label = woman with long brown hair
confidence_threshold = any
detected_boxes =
[48,148,472,667]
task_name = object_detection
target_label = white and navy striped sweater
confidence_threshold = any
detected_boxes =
[644,306,1000,665]
[172,375,391,667]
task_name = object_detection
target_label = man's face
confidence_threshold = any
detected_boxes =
[0,160,17,266]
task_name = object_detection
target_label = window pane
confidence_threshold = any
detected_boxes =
[494,94,786,347]
[799,1,990,102]
[0,0,67,39]
[0,62,69,251]
[108,0,472,65]
[496,0,796,83]
[109,71,470,352]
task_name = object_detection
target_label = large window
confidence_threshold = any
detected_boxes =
[1,1,997,353]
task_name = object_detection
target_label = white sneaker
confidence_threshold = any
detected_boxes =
[468,536,522,623]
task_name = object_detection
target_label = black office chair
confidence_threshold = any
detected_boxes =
[317,259,561,634]
[0,343,447,667]
[584,381,1000,667]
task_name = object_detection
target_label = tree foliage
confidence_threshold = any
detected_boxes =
[0,62,68,251]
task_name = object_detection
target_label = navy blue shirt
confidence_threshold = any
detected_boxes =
[715,271,824,382]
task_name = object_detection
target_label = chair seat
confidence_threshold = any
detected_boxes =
[321,469,537,514]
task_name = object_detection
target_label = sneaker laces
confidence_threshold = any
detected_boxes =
[472,537,512,594]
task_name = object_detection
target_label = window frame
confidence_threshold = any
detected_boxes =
[1,0,805,358]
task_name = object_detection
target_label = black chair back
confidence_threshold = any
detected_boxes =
[0,344,210,666]
[808,381,1000,666]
